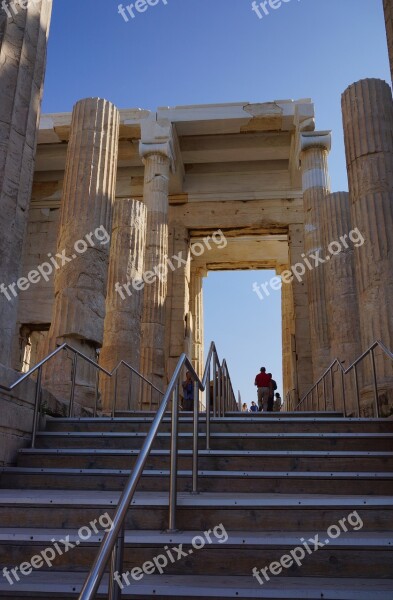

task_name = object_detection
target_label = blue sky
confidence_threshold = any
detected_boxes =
[42,0,390,404]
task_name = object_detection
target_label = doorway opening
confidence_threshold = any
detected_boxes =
[203,270,282,410]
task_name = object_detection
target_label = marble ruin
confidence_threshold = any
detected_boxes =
[0,0,392,464]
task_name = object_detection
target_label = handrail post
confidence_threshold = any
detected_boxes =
[127,369,132,411]
[168,383,179,532]
[68,353,77,418]
[206,365,211,450]
[341,369,347,417]
[370,348,380,418]
[354,364,360,417]
[31,366,43,449]
[94,370,99,418]
[330,368,334,411]
[192,380,199,494]
[112,370,118,418]
[213,356,217,418]
[217,365,222,417]
[108,525,125,600]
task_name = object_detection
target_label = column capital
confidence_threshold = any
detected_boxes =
[299,131,332,154]
[139,115,175,171]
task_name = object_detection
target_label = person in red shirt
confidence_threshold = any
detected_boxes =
[254,367,271,412]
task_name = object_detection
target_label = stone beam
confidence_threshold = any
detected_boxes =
[170,199,304,230]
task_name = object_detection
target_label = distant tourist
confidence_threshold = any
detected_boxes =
[273,393,282,412]
[182,371,194,411]
[254,367,271,412]
[242,402,248,412]
[250,401,258,413]
[267,373,277,412]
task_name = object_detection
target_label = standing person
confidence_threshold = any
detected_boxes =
[273,392,282,412]
[267,373,277,412]
[242,402,248,412]
[182,371,194,411]
[254,367,271,412]
[250,401,258,413]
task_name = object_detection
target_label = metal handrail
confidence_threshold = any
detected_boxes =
[78,342,238,599]
[0,343,163,447]
[294,340,393,417]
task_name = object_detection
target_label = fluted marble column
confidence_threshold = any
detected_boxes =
[0,0,52,366]
[322,192,362,415]
[139,121,174,403]
[45,98,120,406]
[288,224,313,402]
[277,264,296,408]
[342,79,393,413]
[99,198,147,412]
[322,192,361,364]
[300,132,332,381]
[190,267,205,379]
[384,0,393,84]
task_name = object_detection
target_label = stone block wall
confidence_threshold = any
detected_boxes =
[12,206,60,369]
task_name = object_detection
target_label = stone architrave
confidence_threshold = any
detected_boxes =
[99,198,147,412]
[0,0,52,366]
[139,118,174,406]
[342,79,393,415]
[45,98,120,407]
[299,132,332,382]
[322,192,362,415]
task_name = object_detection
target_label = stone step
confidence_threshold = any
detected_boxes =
[45,417,393,435]
[115,411,345,419]
[1,529,391,578]
[17,448,393,473]
[1,490,391,532]
[1,572,393,599]
[1,467,392,494]
[32,431,393,452]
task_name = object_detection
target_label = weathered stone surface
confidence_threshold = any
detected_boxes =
[0,0,52,366]
[190,267,205,379]
[277,264,296,408]
[44,98,120,407]
[287,225,314,403]
[99,198,147,411]
[342,79,393,415]
[384,0,393,84]
[300,132,332,381]
[322,192,362,415]
[139,122,173,405]
[164,223,191,383]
